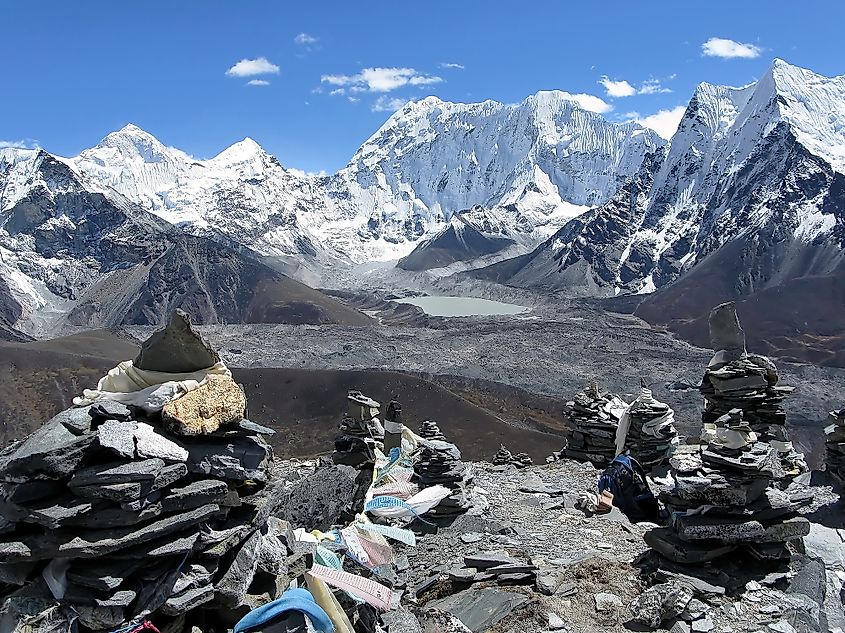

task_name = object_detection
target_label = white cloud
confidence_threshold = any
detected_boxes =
[599,76,636,97]
[440,62,465,70]
[247,79,270,86]
[559,92,613,114]
[294,33,318,45]
[348,96,360,103]
[701,37,762,59]
[372,96,408,112]
[599,76,672,97]
[638,79,672,95]
[226,57,280,77]
[322,67,442,93]
[329,88,345,96]
[635,106,687,139]
[0,139,39,149]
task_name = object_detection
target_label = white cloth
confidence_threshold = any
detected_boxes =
[73,360,231,411]
[615,387,675,456]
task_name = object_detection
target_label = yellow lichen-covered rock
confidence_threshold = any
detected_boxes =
[162,375,246,435]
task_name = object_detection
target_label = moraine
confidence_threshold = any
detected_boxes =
[391,296,530,317]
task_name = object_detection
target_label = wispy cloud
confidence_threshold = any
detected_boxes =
[440,62,465,70]
[633,106,687,139]
[372,96,408,112]
[599,76,672,97]
[226,57,280,78]
[0,138,39,150]
[294,33,318,45]
[321,67,442,93]
[701,37,762,59]
[558,92,613,114]
[599,77,636,97]
[247,79,270,86]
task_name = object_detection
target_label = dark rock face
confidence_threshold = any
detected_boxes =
[278,464,359,532]
[398,208,517,271]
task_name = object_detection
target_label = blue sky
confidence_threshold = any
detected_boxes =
[2,1,843,173]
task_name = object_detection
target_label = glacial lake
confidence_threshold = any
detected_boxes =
[391,296,531,317]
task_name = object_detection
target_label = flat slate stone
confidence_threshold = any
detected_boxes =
[55,503,219,558]
[184,435,271,482]
[97,420,139,458]
[429,587,528,632]
[214,528,262,608]
[160,479,229,513]
[70,458,166,487]
[134,423,189,462]
[67,558,144,592]
[1,416,96,480]
[463,551,521,570]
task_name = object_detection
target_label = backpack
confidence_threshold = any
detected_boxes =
[597,455,659,523]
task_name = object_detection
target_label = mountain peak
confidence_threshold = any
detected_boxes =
[92,124,181,164]
[211,137,267,165]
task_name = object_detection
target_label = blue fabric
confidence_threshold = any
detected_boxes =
[233,588,334,633]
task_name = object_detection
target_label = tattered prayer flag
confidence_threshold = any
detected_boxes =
[356,522,416,546]
[309,563,393,611]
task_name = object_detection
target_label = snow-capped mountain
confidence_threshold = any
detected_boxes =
[471,59,845,363]
[1,92,664,267]
[322,91,663,258]
[0,150,368,335]
[479,60,844,294]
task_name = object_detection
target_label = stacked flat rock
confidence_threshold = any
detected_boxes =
[491,445,515,465]
[0,311,287,631]
[825,407,845,483]
[418,420,447,442]
[414,428,472,518]
[699,303,805,480]
[645,413,811,572]
[332,390,383,468]
[561,382,627,466]
[490,445,532,468]
[620,386,679,467]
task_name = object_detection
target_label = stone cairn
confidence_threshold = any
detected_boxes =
[418,420,447,442]
[644,303,811,587]
[560,381,627,466]
[825,407,845,483]
[332,390,383,468]
[414,423,473,519]
[619,383,679,467]
[0,311,287,631]
[699,302,805,481]
[491,444,533,468]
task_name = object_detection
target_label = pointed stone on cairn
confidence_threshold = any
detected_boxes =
[643,303,812,590]
[699,302,805,481]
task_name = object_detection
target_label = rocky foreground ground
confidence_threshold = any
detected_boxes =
[277,456,845,633]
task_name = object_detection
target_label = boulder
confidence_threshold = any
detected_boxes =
[162,375,246,436]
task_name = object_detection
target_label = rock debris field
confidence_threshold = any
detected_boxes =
[141,302,845,466]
